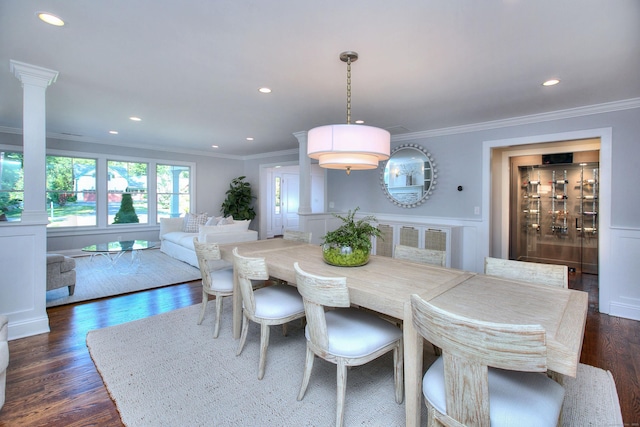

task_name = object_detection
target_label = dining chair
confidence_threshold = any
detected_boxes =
[233,248,306,380]
[484,256,568,288]
[393,244,446,267]
[393,243,446,356]
[193,237,234,338]
[283,229,312,243]
[294,262,404,427]
[410,293,565,427]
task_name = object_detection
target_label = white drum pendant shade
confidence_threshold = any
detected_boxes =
[307,124,390,171]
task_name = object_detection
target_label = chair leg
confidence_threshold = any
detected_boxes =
[213,295,223,338]
[236,314,249,356]
[197,290,208,325]
[258,323,270,380]
[394,340,404,404]
[282,322,288,336]
[336,361,348,427]
[297,344,315,401]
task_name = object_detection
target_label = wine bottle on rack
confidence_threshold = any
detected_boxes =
[554,194,567,199]
[554,179,568,184]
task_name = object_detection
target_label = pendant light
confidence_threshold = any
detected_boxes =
[307,51,390,175]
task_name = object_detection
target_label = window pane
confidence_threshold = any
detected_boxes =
[108,160,148,225]
[46,156,97,227]
[0,151,24,221]
[157,164,190,222]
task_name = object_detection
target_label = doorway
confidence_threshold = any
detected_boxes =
[262,164,325,239]
[484,129,613,313]
[509,151,599,274]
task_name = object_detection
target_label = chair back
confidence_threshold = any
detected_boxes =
[193,237,222,292]
[410,294,548,426]
[232,247,269,316]
[394,244,446,267]
[294,262,350,351]
[283,230,312,243]
[484,257,568,288]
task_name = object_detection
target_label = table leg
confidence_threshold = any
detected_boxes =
[404,301,423,427]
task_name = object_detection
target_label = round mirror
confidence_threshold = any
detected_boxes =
[380,144,437,208]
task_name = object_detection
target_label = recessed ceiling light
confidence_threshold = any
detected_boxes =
[246,137,254,141]
[129,116,142,121]
[37,12,65,26]
[211,145,219,148]
[542,79,560,87]
[258,87,272,94]
[355,120,365,124]
[109,130,119,135]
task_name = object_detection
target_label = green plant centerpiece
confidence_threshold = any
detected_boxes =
[322,207,382,267]
[221,176,257,220]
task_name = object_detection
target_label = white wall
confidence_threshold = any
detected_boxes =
[325,105,640,321]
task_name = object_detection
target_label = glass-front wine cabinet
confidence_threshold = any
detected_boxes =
[511,161,599,274]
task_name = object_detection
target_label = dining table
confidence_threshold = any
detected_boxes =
[218,239,588,427]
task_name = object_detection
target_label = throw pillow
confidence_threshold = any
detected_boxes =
[204,216,222,226]
[217,216,234,225]
[183,212,208,233]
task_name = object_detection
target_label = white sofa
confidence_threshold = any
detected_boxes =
[159,216,258,268]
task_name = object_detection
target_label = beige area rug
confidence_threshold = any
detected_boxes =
[47,249,201,307]
[86,303,623,427]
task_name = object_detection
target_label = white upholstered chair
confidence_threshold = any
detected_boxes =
[0,315,8,411]
[411,294,565,427]
[484,257,568,288]
[193,238,234,338]
[294,262,404,427]
[283,229,312,243]
[393,244,446,267]
[233,248,306,380]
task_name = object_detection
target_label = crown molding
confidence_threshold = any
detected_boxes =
[2,98,638,158]
[392,98,640,142]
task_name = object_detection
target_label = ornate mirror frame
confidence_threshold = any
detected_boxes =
[379,143,438,208]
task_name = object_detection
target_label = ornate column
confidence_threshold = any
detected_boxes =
[294,131,312,215]
[0,61,58,339]
[10,60,59,223]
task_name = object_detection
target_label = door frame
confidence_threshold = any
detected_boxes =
[483,127,612,311]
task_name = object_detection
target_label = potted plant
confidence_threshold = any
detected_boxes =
[220,176,256,221]
[322,207,382,267]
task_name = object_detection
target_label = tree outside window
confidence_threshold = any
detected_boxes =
[107,160,148,225]
[46,155,97,227]
[0,151,24,221]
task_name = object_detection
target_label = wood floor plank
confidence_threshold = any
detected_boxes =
[1,276,639,426]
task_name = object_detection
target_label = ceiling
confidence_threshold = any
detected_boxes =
[1,1,639,158]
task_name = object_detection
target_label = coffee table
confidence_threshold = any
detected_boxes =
[82,240,157,270]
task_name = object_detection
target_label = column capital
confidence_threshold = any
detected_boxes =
[10,60,59,88]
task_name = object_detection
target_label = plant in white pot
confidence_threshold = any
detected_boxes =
[322,207,382,267]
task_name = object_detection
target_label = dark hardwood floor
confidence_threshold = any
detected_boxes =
[0,275,638,426]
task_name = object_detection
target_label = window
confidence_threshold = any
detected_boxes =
[108,160,148,225]
[274,176,281,215]
[0,151,24,221]
[46,155,97,227]
[156,164,190,221]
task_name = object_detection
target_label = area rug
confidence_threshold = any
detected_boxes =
[47,249,201,307]
[86,303,623,427]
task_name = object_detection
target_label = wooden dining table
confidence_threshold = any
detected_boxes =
[219,239,588,427]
